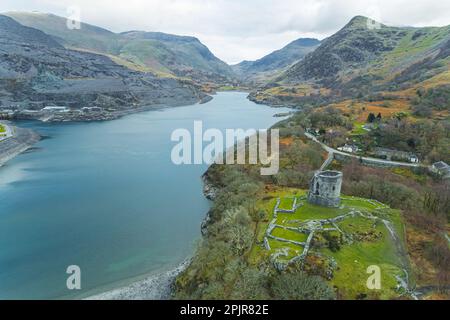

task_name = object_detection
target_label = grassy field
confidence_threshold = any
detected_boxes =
[250,188,407,299]
[0,124,5,133]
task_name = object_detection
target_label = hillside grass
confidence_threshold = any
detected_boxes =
[328,99,412,123]
[250,188,406,299]
[369,26,450,80]
[350,122,367,135]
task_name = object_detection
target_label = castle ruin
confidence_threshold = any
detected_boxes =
[307,170,343,207]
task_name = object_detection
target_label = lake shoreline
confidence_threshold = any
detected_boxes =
[7,95,214,123]
[83,94,285,300]
[0,92,290,299]
[84,259,191,300]
[84,177,216,301]
[84,175,216,300]
[0,94,215,167]
[0,121,41,168]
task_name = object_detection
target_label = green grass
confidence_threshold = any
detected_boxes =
[218,86,239,91]
[325,210,404,299]
[0,124,5,133]
[267,239,302,260]
[373,26,450,78]
[278,196,298,210]
[272,227,308,243]
[325,241,403,299]
[351,122,367,136]
[252,188,407,299]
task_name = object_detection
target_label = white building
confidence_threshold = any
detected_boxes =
[409,155,419,163]
[42,106,70,112]
[337,144,360,154]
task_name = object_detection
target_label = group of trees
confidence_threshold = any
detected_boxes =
[174,164,263,299]
[342,161,423,211]
[412,85,450,117]
[174,139,336,300]
[271,139,324,187]
[175,100,450,299]
[369,117,450,163]
[367,112,382,123]
[279,106,353,149]
[308,106,353,131]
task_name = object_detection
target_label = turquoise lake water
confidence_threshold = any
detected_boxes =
[0,92,289,299]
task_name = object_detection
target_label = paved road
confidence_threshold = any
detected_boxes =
[304,132,425,169]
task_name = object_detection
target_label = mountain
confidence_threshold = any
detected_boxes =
[4,11,235,84]
[282,16,450,92]
[250,16,450,105]
[0,13,62,49]
[0,14,206,121]
[233,38,320,83]
[119,30,235,82]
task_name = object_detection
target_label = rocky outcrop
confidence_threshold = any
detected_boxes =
[202,173,218,201]
[200,172,221,236]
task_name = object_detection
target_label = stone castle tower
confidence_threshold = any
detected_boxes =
[307,170,343,208]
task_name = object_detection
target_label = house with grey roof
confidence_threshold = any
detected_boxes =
[431,161,450,179]
[372,147,419,163]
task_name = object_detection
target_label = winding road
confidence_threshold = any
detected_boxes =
[304,132,426,169]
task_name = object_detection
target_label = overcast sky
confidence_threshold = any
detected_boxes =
[1,0,450,64]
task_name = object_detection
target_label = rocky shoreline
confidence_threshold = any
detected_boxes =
[0,93,213,166]
[85,174,218,300]
[202,172,218,201]
[0,122,40,167]
[85,173,220,300]
[85,259,191,300]
[3,94,213,123]
[200,173,218,236]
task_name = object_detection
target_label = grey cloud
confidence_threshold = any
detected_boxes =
[1,0,449,63]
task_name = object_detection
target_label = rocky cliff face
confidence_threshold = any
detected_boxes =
[0,15,207,121]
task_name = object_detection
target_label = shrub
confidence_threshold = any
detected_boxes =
[270,272,335,300]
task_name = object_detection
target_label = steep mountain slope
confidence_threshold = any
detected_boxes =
[4,11,235,83]
[120,31,235,82]
[282,16,450,92]
[0,15,205,121]
[0,13,62,49]
[250,16,450,106]
[233,38,320,83]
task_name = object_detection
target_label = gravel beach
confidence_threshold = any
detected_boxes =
[85,260,190,300]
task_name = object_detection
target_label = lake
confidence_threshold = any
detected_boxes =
[0,92,289,299]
